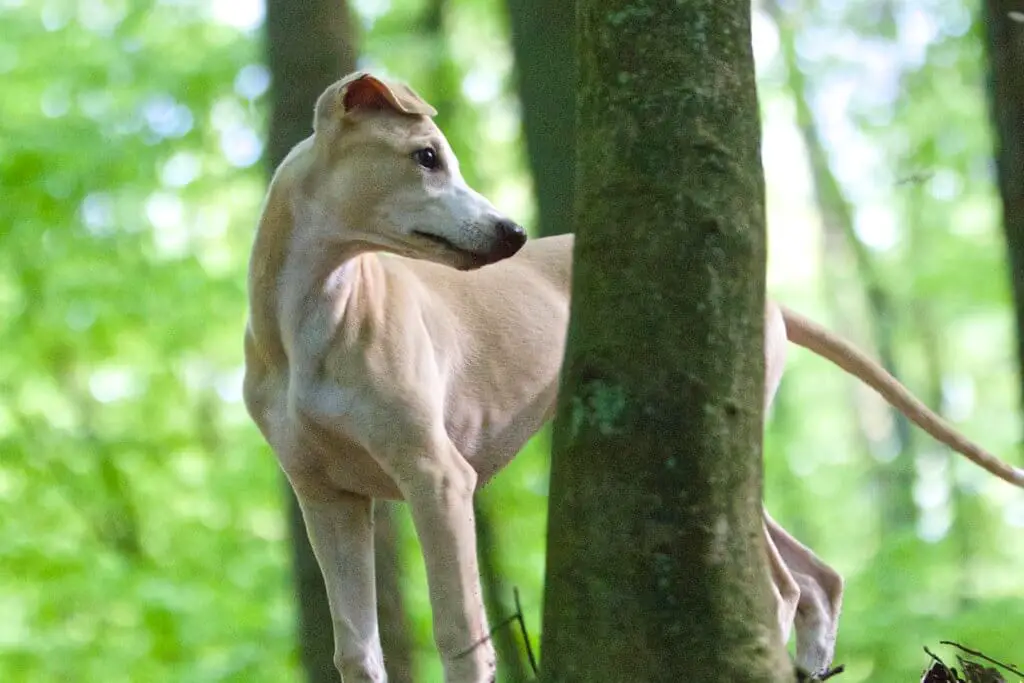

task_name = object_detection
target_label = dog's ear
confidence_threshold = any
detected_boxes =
[315,72,437,130]
[342,74,437,117]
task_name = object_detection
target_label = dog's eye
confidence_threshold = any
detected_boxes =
[413,147,440,170]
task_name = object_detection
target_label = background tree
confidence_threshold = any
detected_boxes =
[983,1,1024,425]
[264,1,417,681]
[505,0,574,238]
[539,1,791,680]
[264,2,356,679]
[763,0,916,533]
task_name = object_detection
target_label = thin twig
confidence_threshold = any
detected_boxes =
[940,641,1024,678]
[455,615,520,660]
[513,587,539,676]
[455,586,539,679]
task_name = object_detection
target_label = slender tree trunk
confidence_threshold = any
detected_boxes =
[475,500,531,683]
[281,489,336,683]
[765,0,916,529]
[909,299,977,606]
[505,0,574,237]
[264,4,412,682]
[540,2,791,681]
[264,0,356,171]
[983,1,1024,426]
[373,502,415,683]
[265,4,355,679]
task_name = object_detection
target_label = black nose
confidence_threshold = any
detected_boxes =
[495,218,527,256]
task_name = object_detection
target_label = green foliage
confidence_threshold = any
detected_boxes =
[1,1,294,680]
[759,1,1024,680]
[2,0,1020,681]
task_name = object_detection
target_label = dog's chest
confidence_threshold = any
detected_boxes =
[277,414,404,499]
[246,371,402,499]
[442,377,558,485]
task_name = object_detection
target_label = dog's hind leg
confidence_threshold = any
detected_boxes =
[763,300,842,673]
[763,300,800,645]
[295,487,386,683]
[765,518,800,646]
[764,512,843,675]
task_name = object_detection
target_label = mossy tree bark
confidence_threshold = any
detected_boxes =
[539,2,793,681]
[983,2,1024,428]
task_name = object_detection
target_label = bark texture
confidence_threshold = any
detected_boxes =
[983,2,1024,424]
[264,4,412,682]
[540,2,791,681]
[505,0,575,237]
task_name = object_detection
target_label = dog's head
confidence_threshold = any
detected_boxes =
[296,71,526,270]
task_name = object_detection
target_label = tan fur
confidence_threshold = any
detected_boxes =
[244,72,1020,683]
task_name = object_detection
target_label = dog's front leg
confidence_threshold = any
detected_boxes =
[386,436,494,683]
[294,486,386,683]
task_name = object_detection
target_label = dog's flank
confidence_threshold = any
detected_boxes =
[244,71,1021,683]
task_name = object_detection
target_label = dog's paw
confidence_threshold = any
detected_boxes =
[796,664,844,682]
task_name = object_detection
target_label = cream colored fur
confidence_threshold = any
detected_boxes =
[243,72,1023,683]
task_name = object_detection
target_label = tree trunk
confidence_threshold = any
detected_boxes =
[264,3,411,682]
[282,490,337,683]
[505,0,575,237]
[373,502,415,683]
[983,1,1024,425]
[475,500,531,683]
[264,0,356,175]
[540,2,792,681]
[265,1,354,676]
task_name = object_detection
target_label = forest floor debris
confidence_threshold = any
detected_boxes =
[920,640,1022,683]
[795,640,1021,683]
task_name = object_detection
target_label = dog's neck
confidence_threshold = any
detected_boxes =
[248,173,388,367]
[247,176,294,366]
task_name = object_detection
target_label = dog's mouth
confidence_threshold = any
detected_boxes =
[413,230,460,252]
[413,230,490,270]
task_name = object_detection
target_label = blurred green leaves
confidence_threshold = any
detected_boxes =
[1,1,291,681]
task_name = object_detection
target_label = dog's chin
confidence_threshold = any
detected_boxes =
[450,252,491,271]
[448,246,524,271]
[412,232,520,271]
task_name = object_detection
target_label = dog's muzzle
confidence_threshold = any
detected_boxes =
[433,218,527,270]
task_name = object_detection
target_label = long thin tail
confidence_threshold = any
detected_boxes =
[780,305,1024,489]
